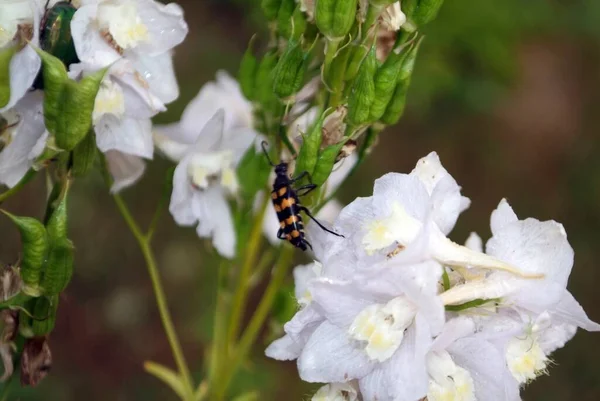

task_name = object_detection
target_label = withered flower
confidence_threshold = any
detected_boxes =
[20,337,52,387]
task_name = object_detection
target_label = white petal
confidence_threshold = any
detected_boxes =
[128,51,179,104]
[449,337,521,401]
[1,45,41,112]
[265,334,303,361]
[359,315,430,401]
[191,109,226,152]
[486,217,573,290]
[71,4,122,68]
[221,127,257,164]
[0,91,45,187]
[431,317,476,351]
[105,150,146,193]
[284,305,324,344]
[298,321,375,383]
[135,0,188,55]
[192,188,236,259]
[372,173,430,223]
[169,155,196,225]
[315,199,343,225]
[153,128,190,162]
[464,232,483,252]
[95,115,153,159]
[551,290,600,331]
[112,60,167,114]
[490,198,518,234]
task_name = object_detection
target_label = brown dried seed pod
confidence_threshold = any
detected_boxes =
[20,337,52,387]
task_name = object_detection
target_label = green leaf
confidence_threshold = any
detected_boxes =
[30,295,59,336]
[312,139,348,186]
[0,46,18,109]
[144,361,187,400]
[71,130,97,177]
[256,51,279,106]
[1,211,49,291]
[295,111,326,177]
[41,238,74,295]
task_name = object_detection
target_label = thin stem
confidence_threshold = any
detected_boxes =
[214,246,295,400]
[226,196,269,346]
[0,169,36,204]
[147,168,174,242]
[208,260,229,387]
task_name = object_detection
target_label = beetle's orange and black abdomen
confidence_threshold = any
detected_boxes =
[271,186,307,250]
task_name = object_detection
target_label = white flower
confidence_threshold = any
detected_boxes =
[0,91,47,187]
[312,382,359,401]
[0,0,42,112]
[104,150,146,193]
[380,2,406,32]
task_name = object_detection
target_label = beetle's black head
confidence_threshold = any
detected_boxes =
[275,162,288,175]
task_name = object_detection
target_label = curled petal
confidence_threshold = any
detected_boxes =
[105,150,146,193]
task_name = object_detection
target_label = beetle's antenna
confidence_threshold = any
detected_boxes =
[261,141,276,167]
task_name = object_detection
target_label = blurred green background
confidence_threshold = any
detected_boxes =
[2,0,600,399]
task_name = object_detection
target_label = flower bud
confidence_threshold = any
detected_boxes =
[71,130,97,177]
[369,47,407,121]
[42,238,74,296]
[295,111,326,176]
[0,47,18,109]
[291,5,308,41]
[256,50,279,106]
[45,187,68,241]
[312,139,349,186]
[344,43,370,81]
[272,40,309,99]
[277,0,296,39]
[238,36,258,101]
[403,0,444,26]
[347,47,377,127]
[261,0,283,20]
[2,212,48,293]
[315,0,358,41]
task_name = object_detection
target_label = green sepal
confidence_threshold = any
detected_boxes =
[238,36,258,101]
[347,47,377,126]
[34,47,107,151]
[236,147,272,200]
[315,0,358,40]
[295,111,326,177]
[344,43,370,81]
[1,211,49,290]
[291,5,308,41]
[277,0,296,39]
[45,186,69,241]
[41,238,74,296]
[272,40,308,99]
[369,49,408,121]
[0,46,18,109]
[312,139,349,186]
[71,130,97,177]
[261,0,283,20]
[30,296,59,336]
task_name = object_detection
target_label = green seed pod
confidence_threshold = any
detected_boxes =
[277,0,296,39]
[295,111,326,177]
[312,140,349,186]
[291,5,308,41]
[315,0,358,40]
[411,0,444,26]
[2,212,49,291]
[369,49,407,121]
[71,130,97,177]
[380,39,422,125]
[33,47,68,136]
[238,36,258,101]
[256,51,279,106]
[272,40,308,99]
[261,0,283,20]
[42,238,74,296]
[55,68,107,151]
[30,296,59,336]
[0,46,17,109]
[45,188,68,241]
[343,43,369,82]
[347,47,377,126]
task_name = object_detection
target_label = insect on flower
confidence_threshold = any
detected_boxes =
[262,141,343,251]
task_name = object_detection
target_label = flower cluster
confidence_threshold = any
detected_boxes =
[0,0,187,190]
[266,152,600,401]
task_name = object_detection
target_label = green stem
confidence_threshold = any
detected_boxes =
[278,124,296,157]
[323,38,341,87]
[0,169,36,204]
[214,246,294,400]
[209,260,230,388]
[147,168,174,242]
[226,196,269,347]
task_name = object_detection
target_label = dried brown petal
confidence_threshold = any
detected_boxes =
[0,264,22,302]
[20,337,52,387]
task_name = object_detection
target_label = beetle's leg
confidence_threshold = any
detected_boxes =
[277,228,286,240]
[291,170,313,184]
[296,184,317,197]
[299,206,344,237]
